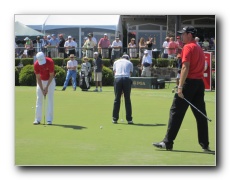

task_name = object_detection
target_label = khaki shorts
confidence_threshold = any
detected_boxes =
[94,72,102,81]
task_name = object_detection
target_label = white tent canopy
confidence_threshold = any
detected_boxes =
[14,21,44,36]
[14,15,122,33]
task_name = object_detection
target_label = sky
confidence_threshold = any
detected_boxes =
[0,0,227,179]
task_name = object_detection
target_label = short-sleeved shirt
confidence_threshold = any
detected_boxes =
[162,41,169,54]
[181,40,205,79]
[98,38,110,48]
[111,40,122,51]
[34,57,54,81]
[67,60,78,71]
[168,41,178,55]
[93,57,103,72]
[113,59,133,78]
[142,55,152,65]
[49,38,59,46]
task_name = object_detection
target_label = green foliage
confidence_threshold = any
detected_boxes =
[102,59,110,67]
[91,66,114,86]
[130,59,140,66]
[53,58,65,66]
[54,65,66,86]
[156,58,170,67]
[15,58,21,66]
[19,65,36,86]
[212,59,215,69]
[21,58,34,66]
[15,67,20,86]
[101,66,114,86]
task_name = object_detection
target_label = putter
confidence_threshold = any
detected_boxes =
[172,88,212,122]
[43,95,46,125]
[183,97,212,122]
[121,94,124,122]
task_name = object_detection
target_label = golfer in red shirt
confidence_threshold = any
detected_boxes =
[33,52,56,125]
[153,26,212,153]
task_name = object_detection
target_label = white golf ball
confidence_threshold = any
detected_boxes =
[100,126,103,129]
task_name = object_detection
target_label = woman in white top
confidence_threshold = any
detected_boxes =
[128,38,137,59]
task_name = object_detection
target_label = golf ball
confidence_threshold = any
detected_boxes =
[100,126,103,129]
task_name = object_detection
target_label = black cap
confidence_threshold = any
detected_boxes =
[177,26,197,34]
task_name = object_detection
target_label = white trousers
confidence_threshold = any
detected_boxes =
[141,66,151,77]
[35,79,55,123]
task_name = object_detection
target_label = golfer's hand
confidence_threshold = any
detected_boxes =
[177,88,184,99]
[43,87,48,96]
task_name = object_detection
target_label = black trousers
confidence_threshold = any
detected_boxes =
[112,77,132,122]
[163,78,209,148]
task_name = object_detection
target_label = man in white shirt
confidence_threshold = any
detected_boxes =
[62,54,78,91]
[111,37,122,66]
[64,36,76,56]
[141,50,152,77]
[162,37,170,58]
[112,54,133,124]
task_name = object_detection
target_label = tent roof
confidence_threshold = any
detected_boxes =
[15,15,122,32]
[15,21,44,36]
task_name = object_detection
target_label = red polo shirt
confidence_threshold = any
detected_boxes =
[34,57,54,80]
[181,40,205,79]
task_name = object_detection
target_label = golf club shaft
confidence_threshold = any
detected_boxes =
[43,95,46,125]
[121,94,124,120]
[183,97,212,122]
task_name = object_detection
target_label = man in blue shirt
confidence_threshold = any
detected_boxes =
[112,54,133,124]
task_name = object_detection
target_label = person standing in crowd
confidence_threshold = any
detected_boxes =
[175,53,182,87]
[82,33,96,58]
[112,54,133,124]
[72,38,78,57]
[33,52,55,125]
[195,37,201,46]
[24,37,34,58]
[111,37,122,66]
[153,26,212,153]
[202,39,209,50]
[168,37,178,59]
[82,37,88,57]
[58,34,65,58]
[141,50,152,77]
[41,35,49,55]
[90,32,97,46]
[98,33,111,59]
[48,34,59,58]
[64,36,76,57]
[92,52,103,92]
[36,36,43,53]
[162,37,170,58]
[62,54,78,91]
[128,38,137,59]
[138,37,147,63]
[176,36,183,54]
[146,37,155,59]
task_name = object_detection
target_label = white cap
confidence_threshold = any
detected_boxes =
[36,52,46,65]
[24,37,29,41]
[94,52,98,55]
[68,35,72,39]
[104,33,108,36]
[144,50,148,54]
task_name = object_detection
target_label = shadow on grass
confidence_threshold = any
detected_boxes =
[51,124,87,130]
[156,149,215,155]
[121,123,166,127]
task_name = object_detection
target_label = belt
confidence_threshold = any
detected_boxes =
[115,76,129,78]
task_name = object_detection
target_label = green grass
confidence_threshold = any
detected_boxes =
[15,83,216,166]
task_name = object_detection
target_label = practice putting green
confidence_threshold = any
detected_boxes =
[15,84,216,166]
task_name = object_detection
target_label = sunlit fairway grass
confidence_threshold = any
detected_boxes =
[15,83,216,166]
